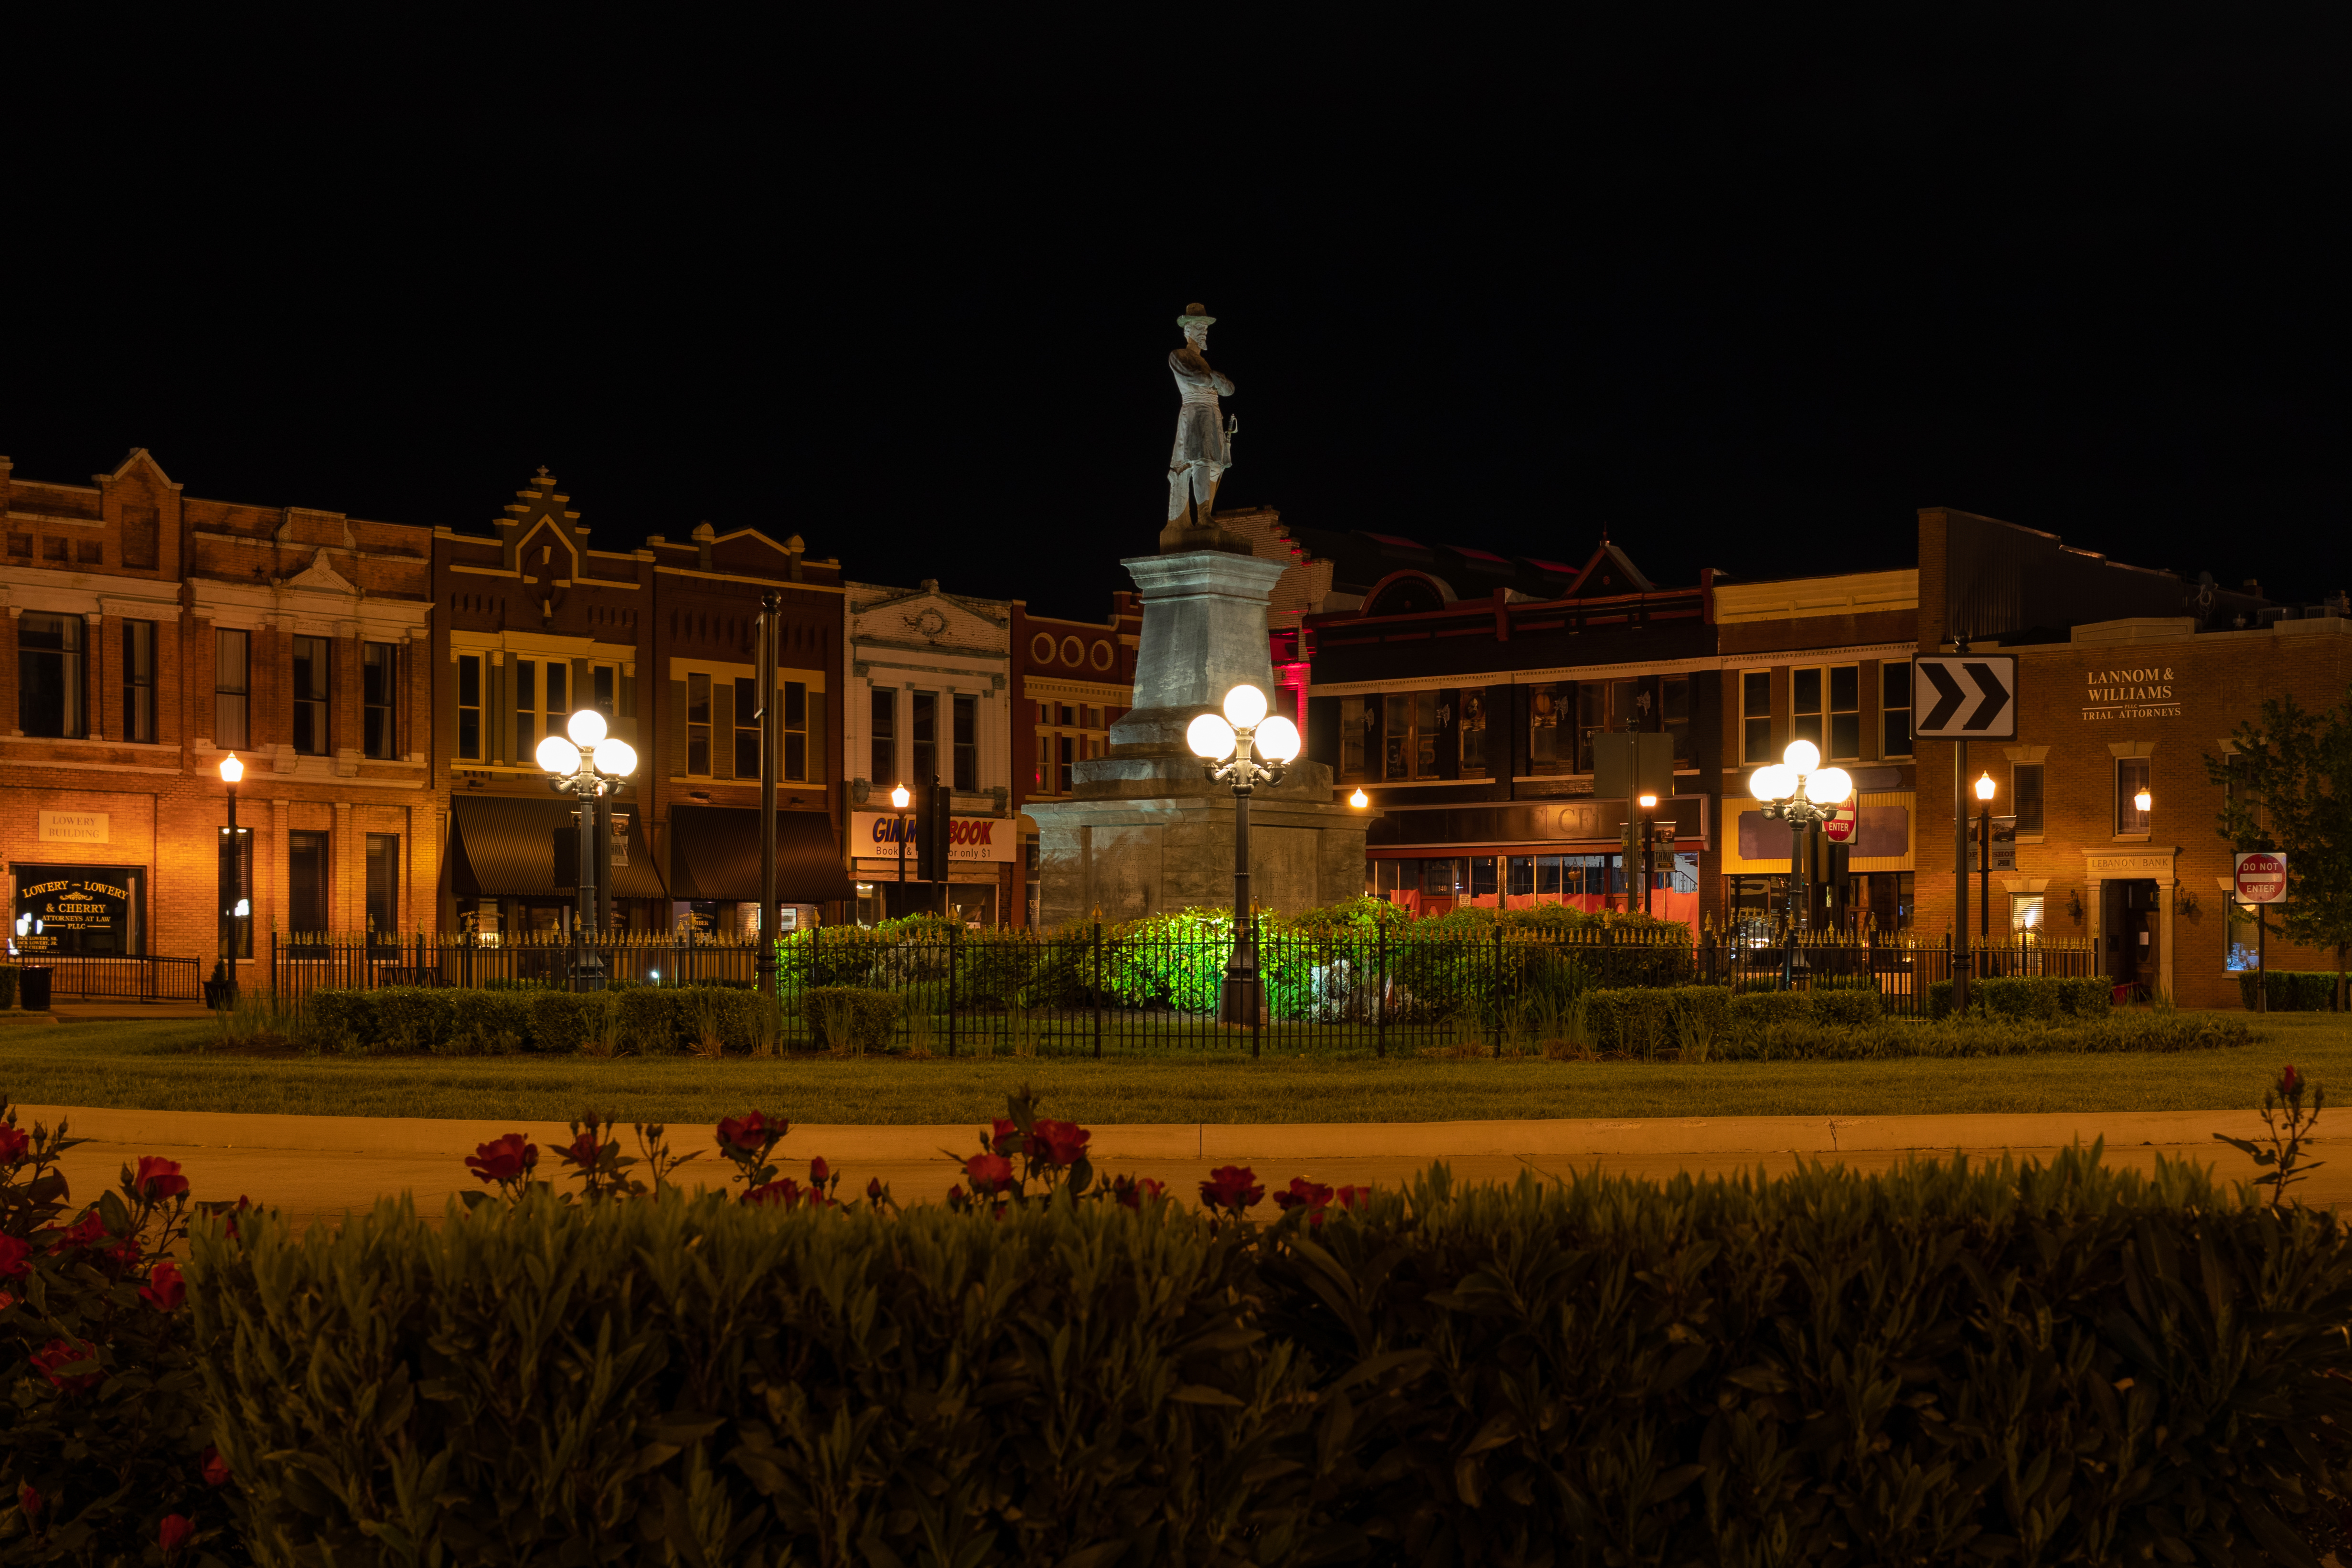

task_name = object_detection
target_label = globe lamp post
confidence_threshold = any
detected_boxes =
[1636,790,1660,917]
[1974,771,1997,951]
[214,751,246,1001]
[890,782,911,913]
[1748,740,1852,987]
[538,709,637,992]
[1188,683,1301,1026]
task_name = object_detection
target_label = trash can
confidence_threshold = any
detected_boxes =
[19,967,53,1011]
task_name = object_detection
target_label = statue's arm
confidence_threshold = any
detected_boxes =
[1212,369,1235,395]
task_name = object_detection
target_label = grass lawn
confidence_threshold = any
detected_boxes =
[0,1012,2329,1124]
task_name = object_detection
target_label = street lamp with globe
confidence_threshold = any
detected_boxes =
[890,782,911,909]
[211,751,248,1004]
[536,709,638,991]
[1748,739,1852,986]
[1187,683,1301,1027]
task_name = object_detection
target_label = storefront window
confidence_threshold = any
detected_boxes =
[686,673,712,775]
[2012,762,2044,834]
[292,636,331,756]
[1526,683,1565,775]
[455,654,482,760]
[1828,665,1860,760]
[1881,661,1912,758]
[1741,671,1772,765]
[214,628,247,750]
[2116,757,2152,835]
[1791,667,1824,753]
[871,689,897,785]
[122,620,156,743]
[363,642,399,759]
[953,693,978,791]
[19,613,86,740]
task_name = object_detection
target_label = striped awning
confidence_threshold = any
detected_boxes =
[667,806,852,904]
[449,796,666,899]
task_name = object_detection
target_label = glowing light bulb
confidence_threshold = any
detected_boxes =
[217,752,244,784]
[1637,792,1658,810]
[536,735,582,774]
[1782,739,1820,775]
[890,784,910,809]
[566,708,608,747]
[1187,713,1238,760]
[1807,768,1853,805]
[1348,787,1369,809]
[1749,764,1796,803]
[1221,684,1268,729]
[1975,772,1996,802]
[1254,715,1301,762]
[598,738,638,778]
[2134,788,2152,813]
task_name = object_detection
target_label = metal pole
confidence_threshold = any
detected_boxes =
[2257,905,2267,1013]
[573,766,606,992]
[896,806,907,914]
[757,593,780,1006]
[1642,801,1655,917]
[1221,777,1257,1026]
[1978,803,1990,950]
[222,781,236,985]
[1953,737,1970,1017]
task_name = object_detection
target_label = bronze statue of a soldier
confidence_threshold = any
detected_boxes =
[1164,302,1237,542]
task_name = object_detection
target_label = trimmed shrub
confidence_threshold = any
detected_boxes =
[304,989,383,1054]
[1809,985,1882,1026]
[2240,969,2339,1012]
[616,984,763,1054]
[1729,988,1811,1030]
[372,987,455,1054]
[0,967,15,1010]
[444,989,530,1056]
[183,1149,2352,1564]
[524,990,601,1053]
[1717,1011,2254,1061]
[803,985,901,1052]
[1936,975,2121,1021]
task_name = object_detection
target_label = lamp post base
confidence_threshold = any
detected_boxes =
[1218,972,1263,1026]
[571,949,608,993]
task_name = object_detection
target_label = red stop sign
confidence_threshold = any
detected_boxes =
[2235,851,2288,903]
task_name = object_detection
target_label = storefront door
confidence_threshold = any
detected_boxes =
[2104,879,2160,992]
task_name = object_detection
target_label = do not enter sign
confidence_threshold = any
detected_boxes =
[1822,804,1858,843]
[2235,851,2288,904]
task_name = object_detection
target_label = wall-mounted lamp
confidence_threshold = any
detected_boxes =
[1347,787,1368,809]
[2067,889,2084,924]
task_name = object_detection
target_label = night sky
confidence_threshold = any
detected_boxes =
[4,17,2341,620]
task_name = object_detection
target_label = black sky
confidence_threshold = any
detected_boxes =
[3,13,2342,619]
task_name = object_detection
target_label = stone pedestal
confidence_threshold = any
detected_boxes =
[1027,550,1371,928]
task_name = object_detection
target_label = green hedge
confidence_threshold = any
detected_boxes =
[1573,985,2245,1061]
[1929,974,2116,1021]
[2240,970,2340,1011]
[181,1150,2352,1564]
[299,985,759,1055]
[0,968,16,1010]
[802,985,901,1051]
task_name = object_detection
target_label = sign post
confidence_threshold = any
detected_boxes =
[1915,651,2018,1013]
[2234,850,2289,1013]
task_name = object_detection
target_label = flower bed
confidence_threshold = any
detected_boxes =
[5,1076,2350,1562]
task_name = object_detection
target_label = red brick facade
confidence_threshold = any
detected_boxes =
[1,449,437,978]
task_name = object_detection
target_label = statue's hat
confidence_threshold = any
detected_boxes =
[1177,302,1216,328]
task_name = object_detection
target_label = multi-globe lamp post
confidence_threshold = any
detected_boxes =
[1747,739,1852,987]
[1187,683,1302,1026]
[535,709,638,992]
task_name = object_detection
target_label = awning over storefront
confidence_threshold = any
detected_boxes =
[449,796,667,899]
[668,806,853,904]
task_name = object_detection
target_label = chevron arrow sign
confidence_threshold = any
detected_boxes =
[1912,654,2017,738]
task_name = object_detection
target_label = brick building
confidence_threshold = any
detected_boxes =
[843,579,1019,926]
[433,475,849,945]
[1291,532,1720,923]
[3,449,437,982]
[1009,593,1139,927]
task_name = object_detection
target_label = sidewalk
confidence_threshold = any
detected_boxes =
[15,1103,2322,1231]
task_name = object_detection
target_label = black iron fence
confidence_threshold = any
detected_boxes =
[2,955,205,1003]
[264,927,2104,1056]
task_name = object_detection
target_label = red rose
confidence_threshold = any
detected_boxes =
[159,1513,195,1552]
[1199,1165,1263,1211]
[1334,1184,1370,1211]
[106,1239,141,1273]
[0,1235,30,1277]
[1032,1119,1090,1166]
[716,1110,782,1152]
[988,1117,1023,1155]
[558,1131,602,1169]
[60,1210,107,1248]
[0,1291,15,1312]
[135,1155,190,1202]
[31,1337,100,1392]
[964,1152,1014,1194]
[0,1123,27,1162]
[464,1133,538,1184]
[202,1445,230,1486]
[1272,1176,1335,1213]
[866,1176,887,1202]
[2283,1064,2302,1095]
[809,1156,830,1185]
[140,1259,187,1312]
[742,1178,803,1206]
[1113,1174,1166,1209]
[19,1482,37,1517]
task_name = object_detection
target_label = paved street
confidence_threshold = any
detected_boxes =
[16,1104,2334,1232]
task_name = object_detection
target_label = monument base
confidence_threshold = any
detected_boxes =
[1026,773,1370,929]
